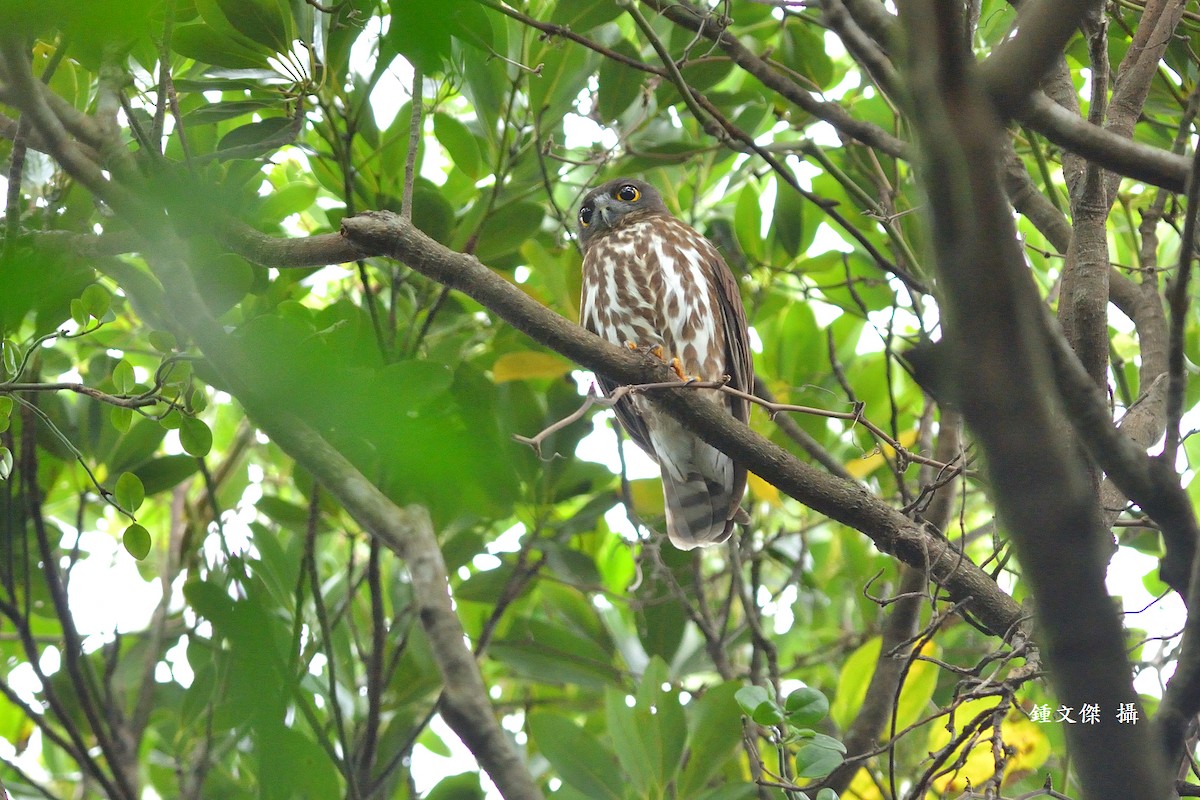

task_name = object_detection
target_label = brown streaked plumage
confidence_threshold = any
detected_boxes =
[578,178,753,550]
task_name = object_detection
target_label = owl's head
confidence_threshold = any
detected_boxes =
[577,178,669,250]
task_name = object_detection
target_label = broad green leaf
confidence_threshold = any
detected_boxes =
[214,0,292,52]
[110,406,133,433]
[180,417,213,458]
[216,117,299,159]
[115,472,146,512]
[122,524,152,560]
[113,360,135,393]
[795,733,845,779]
[434,113,483,180]
[830,636,881,730]
[474,202,546,264]
[597,39,645,121]
[678,682,745,797]
[172,22,272,68]
[134,455,201,495]
[785,686,830,728]
[528,712,624,800]
[256,182,319,226]
[81,284,111,320]
[734,183,763,262]
[549,0,623,31]
[148,331,177,353]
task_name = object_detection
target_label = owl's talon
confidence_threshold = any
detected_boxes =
[625,342,639,351]
[650,345,665,361]
[669,358,688,381]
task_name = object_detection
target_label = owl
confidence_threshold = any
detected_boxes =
[578,178,753,550]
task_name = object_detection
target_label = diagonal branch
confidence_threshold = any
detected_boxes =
[979,0,1098,115]
[336,210,1024,642]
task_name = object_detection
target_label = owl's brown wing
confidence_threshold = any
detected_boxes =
[704,240,754,424]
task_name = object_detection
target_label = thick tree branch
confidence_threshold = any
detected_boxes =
[1017,92,1190,192]
[897,0,1170,795]
[980,0,1096,115]
[1058,25,1111,398]
[640,0,910,158]
[336,210,1024,642]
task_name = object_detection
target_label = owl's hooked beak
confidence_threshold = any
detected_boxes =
[590,194,619,228]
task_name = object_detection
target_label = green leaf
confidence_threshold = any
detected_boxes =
[678,682,745,797]
[784,687,830,728]
[111,405,133,433]
[1,341,17,377]
[830,636,880,729]
[134,455,201,495]
[122,523,152,560]
[736,685,784,726]
[605,689,658,796]
[772,181,808,260]
[597,39,644,121]
[735,685,771,716]
[113,360,136,393]
[693,787,759,800]
[474,201,545,263]
[424,772,484,800]
[528,712,624,800]
[216,117,299,160]
[549,0,624,32]
[115,472,146,512]
[148,331,178,352]
[172,22,272,69]
[794,734,846,779]
[214,0,292,52]
[81,284,111,320]
[70,298,89,327]
[434,113,483,180]
[256,182,319,226]
[734,183,764,262]
[180,417,213,458]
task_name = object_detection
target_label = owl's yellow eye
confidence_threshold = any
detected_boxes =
[579,205,593,227]
[616,184,640,203]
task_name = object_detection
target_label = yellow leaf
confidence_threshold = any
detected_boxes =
[845,767,885,800]
[845,429,920,479]
[747,471,781,506]
[926,697,1052,793]
[831,638,940,733]
[894,640,941,731]
[491,351,571,383]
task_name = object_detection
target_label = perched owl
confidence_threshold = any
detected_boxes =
[578,178,753,550]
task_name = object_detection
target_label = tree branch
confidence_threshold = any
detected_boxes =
[335,210,1024,642]
[897,0,1170,794]
[1017,92,1190,192]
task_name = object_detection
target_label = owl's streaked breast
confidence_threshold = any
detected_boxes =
[580,217,726,380]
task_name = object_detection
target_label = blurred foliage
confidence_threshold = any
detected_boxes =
[0,0,1188,798]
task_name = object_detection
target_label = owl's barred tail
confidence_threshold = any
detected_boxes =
[662,471,743,550]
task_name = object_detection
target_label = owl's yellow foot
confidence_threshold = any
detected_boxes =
[626,342,668,361]
[669,357,692,382]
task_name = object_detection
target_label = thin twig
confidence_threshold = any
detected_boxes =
[514,376,957,470]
